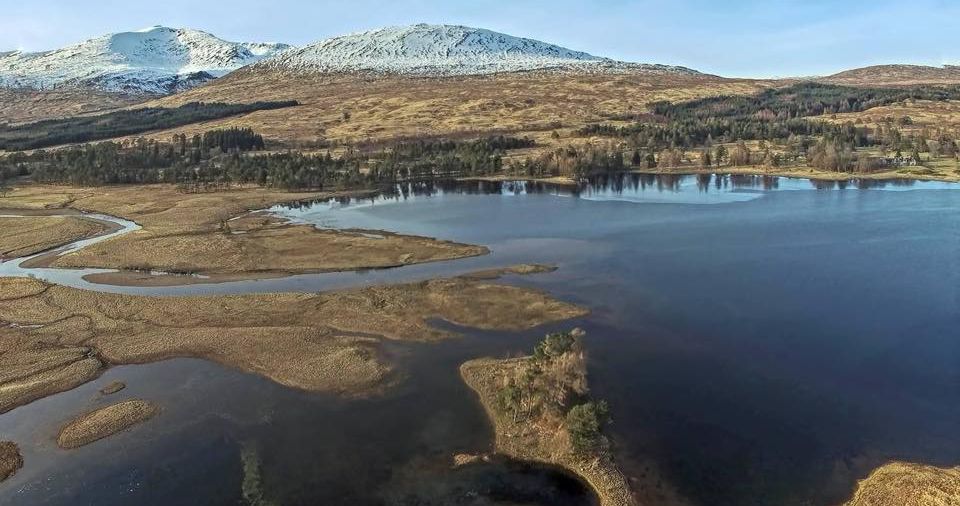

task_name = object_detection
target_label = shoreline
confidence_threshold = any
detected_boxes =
[630,166,960,184]
[460,354,636,506]
[0,265,585,413]
[1,185,490,288]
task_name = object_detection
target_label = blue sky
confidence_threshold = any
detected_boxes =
[3,0,958,77]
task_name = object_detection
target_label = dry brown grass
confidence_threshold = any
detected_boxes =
[0,270,584,412]
[0,88,146,125]
[819,65,960,87]
[56,399,157,449]
[0,441,22,482]
[52,211,486,280]
[843,461,960,506]
[0,215,107,259]
[826,99,960,136]
[2,184,485,283]
[132,70,770,149]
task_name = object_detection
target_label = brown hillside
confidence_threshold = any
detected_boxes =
[820,65,960,86]
[0,87,148,125]
[137,69,769,146]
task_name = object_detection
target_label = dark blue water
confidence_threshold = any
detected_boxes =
[273,175,960,505]
[2,174,957,505]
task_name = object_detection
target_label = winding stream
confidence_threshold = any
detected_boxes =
[0,212,140,287]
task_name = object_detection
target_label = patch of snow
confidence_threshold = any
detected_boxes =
[259,24,698,76]
[0,26,291,95]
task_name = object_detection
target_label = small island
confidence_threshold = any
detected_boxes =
[57,399,158,449]
[460,329,636,506]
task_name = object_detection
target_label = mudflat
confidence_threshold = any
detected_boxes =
[0,269,585,412]
[57,399,158,449]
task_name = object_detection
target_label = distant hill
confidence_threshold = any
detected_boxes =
[820,64,960,86]
[256,23,699,77]
[0,26,290,95]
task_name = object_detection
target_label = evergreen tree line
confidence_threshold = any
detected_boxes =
[0,101,298,151]
[2,132,535,190]
[567,82,960,175]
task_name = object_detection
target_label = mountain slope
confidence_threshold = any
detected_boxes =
[820,64,960,86]
[259,24,697,76]
[0,26,290,95]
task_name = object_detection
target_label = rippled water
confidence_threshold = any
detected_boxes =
[2,174,958,505]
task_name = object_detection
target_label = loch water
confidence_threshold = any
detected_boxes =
[2,174,958,505]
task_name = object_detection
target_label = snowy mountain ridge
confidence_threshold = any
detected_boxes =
[258,24,698,76]
[0,26,290,95]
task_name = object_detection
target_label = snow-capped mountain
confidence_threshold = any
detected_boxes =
[0,26,290,95]
[259,24,697,76]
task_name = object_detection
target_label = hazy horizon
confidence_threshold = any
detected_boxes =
[3,0,958,78]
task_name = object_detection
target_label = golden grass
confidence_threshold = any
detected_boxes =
[133,70,771,149]
[3,184,485,284]
[826,99,960,136]
[56,399,157,449]
[0,88,145,125]
[843,461,960,506]
[0,215,107,259]
[55,211,486,280]
[819,65,960,87]
[0,270,584,412]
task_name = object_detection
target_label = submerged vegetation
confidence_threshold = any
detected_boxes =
[0,442,22,483]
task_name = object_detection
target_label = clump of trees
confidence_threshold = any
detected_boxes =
[570,82,960,176]
[2,130,537,191]
[495,329,613,458]
[507,144,625,180]
[566,401,610,456]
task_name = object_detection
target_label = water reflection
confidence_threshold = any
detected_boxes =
[279,173,950,214]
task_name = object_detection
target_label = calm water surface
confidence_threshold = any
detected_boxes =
[2,174,958,505]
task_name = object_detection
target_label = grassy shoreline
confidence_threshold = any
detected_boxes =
[0,266,585,412]
[0,215,109,260]
[459,331,636,506]
[0,184,487,286]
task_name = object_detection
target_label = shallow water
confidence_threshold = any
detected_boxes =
[2,174,959,505]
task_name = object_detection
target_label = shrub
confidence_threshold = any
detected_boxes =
[566,401,610,456]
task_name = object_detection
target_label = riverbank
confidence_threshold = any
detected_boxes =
[460,331,636,506]
[0,215,108,260]
[0,184,487,286]
[0,265,585,414]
